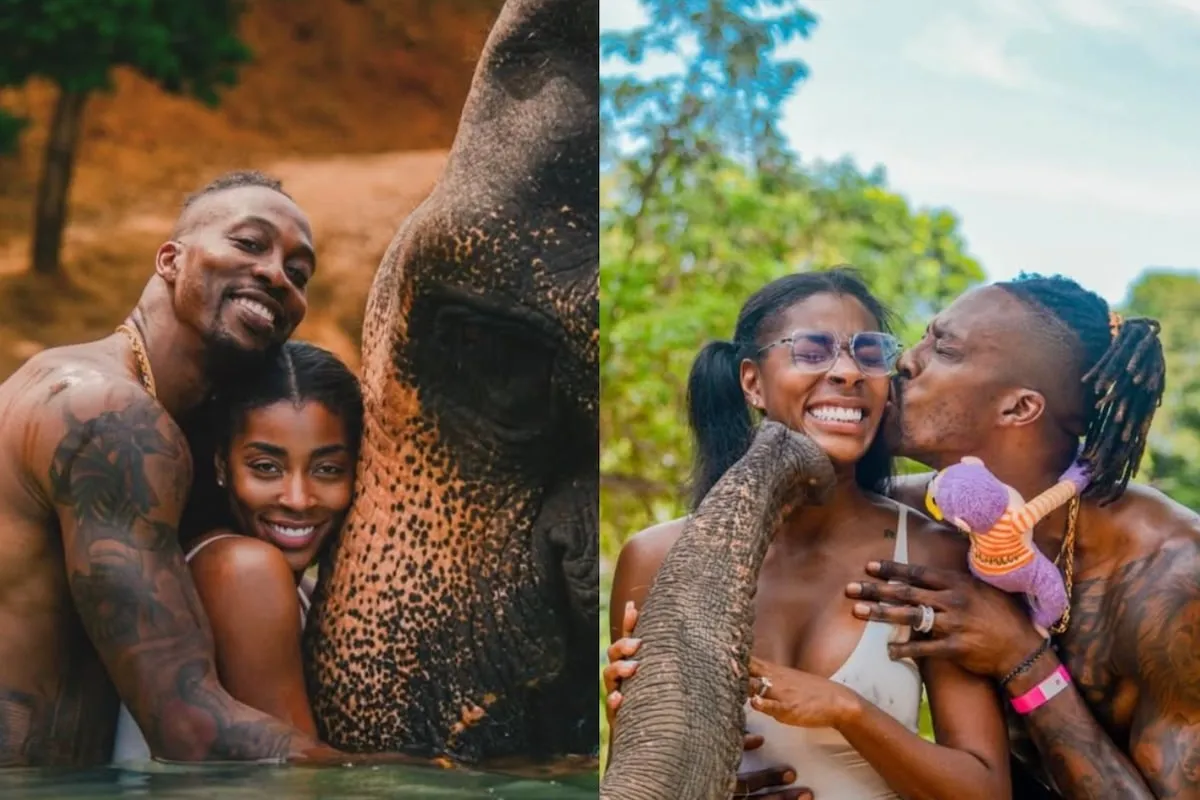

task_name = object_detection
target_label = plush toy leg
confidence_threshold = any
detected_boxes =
[1024,551,1069,631]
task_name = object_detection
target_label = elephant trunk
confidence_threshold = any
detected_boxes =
[600,423,835,800]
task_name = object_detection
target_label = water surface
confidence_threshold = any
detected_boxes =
[0,762,599,799]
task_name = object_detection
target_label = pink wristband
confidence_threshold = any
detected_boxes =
[1011,665,1071,715]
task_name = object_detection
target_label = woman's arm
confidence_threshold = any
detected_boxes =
[188,533,318,736]
[827,655,1011,800]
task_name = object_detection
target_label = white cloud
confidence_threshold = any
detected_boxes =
[880,150,1200,221]
[903,13,1040,89]
[1050,0,1132,31]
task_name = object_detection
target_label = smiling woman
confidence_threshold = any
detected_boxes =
[110,340,363,764]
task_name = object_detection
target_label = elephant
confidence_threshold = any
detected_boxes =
[299,0,599,765]
[600,423,836,800]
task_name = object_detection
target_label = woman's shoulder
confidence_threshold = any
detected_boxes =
[617,517,688,570]
[188,530,297,590]
[889,499,971,573]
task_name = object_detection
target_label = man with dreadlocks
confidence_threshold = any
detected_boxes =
[848,273,1196,799]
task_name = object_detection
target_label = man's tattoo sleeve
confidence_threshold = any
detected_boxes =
[48,388,301,762]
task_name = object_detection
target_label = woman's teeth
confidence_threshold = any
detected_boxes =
[267,522,316,541]
[808,405,864,423]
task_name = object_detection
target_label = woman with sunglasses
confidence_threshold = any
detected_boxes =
[604,268,1010,800]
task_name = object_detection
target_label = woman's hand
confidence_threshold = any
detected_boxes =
[604,601,642,726]
[748,657,860,730]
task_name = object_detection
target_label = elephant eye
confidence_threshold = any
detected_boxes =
[419,303,559,444]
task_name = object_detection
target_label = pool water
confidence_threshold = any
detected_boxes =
[0,762,600,798]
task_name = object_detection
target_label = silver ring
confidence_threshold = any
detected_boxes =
[913,604,935,634]
[755,677,772,698]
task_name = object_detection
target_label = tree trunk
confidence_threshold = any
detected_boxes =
[31,88,89,276]
[600,422,835,800]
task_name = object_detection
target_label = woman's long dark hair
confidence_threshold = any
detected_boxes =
[686,267,896,509]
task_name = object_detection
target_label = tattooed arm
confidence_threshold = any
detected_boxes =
[1006,654,1154,799]
[43,382,331,762]
[1007,539,1200,799]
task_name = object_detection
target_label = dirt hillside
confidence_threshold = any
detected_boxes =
[0,0,501,378]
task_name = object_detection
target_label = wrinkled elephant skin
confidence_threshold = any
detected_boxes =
[303,0,599,765]
[600,423,835,800]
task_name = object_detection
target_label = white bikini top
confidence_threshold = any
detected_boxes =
[738,505,922,800]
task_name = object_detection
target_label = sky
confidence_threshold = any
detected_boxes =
[600,0,1200,305]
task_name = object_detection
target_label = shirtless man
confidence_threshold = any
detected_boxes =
[0,170,337,766]
[846,274,1200,799]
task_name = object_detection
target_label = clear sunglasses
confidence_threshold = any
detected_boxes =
[757,329,902,376]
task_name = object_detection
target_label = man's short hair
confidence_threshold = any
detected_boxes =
[182,170,291,211]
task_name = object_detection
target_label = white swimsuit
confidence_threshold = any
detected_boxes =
[109,534,310,766]
[738,506,923,799]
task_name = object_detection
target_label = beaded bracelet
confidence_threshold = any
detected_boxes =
[1000,637,1052,688]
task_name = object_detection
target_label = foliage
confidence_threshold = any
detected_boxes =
[601,0,817,173]
[0,0,251,103]
[0,107,26,155]
[1122,270,1200,510]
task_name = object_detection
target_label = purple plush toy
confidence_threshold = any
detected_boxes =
[924,455,1091,636]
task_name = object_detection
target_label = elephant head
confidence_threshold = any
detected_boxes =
[303,0,598,764]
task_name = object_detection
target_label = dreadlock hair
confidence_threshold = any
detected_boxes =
[182,169,291,210]
[686,266,897,510]
[997,273,1165,504]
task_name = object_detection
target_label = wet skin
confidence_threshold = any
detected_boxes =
[0,186,341,766]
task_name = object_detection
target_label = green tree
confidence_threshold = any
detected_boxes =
[0,0,252,275]
[1122,269,1200,510]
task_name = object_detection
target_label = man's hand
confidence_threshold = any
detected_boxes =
[734,739,812,800]
[845,560,1043,679]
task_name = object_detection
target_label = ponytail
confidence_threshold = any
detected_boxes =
[686,339,755,510]
[1080,316,1165,502]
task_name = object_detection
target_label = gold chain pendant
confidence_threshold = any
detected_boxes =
[116,322,157,400]
[1048,495,1079,637]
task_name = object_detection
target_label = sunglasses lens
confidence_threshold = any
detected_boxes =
[853,333,898,374]
[791,333,838,369]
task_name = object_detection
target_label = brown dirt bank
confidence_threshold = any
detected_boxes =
[0,0,499,378]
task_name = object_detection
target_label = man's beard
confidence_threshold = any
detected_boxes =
[883,375,907,457]
[202,328,283,386]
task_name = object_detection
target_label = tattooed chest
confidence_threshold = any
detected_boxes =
[1053,578,1138,742]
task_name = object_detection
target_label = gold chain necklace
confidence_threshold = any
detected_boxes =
[116,322,157,400]
[1048,495,1079,636]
